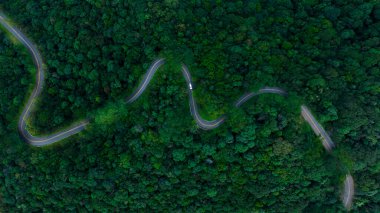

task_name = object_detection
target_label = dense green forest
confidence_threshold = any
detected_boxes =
[0,0,379,211]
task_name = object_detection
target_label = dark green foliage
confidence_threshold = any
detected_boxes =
[0,0,379,212]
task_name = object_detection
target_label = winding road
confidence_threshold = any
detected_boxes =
[126,58,166,104]
[0,11,354,209]
[0,12,89,147]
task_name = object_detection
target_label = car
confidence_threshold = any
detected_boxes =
[189,83,193,90]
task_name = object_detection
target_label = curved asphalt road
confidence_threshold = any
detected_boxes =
[343,174,354,210]
[0,12,89,147]
[235,87,288,107]
[1,11,353,209]
[128,63,288,130]
[301,105,335,152]
[126,58,166,103]
[127,62,353,209]
[0,11,336,151]
[181,64,226,129]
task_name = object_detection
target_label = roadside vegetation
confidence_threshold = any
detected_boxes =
[0,0,379,211]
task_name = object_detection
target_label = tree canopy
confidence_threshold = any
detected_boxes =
[0,0,379,211]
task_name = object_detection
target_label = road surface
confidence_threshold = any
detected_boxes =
[0,11,337,151]
[1,11,353,210]
[301,105,335,152]
[126,61,226,130]
[343,174,355,210]
[126,58,166,103]
[181,64,226,129]
[0,12,89,146]
[235,87,288,107]
[127,63,290,130]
